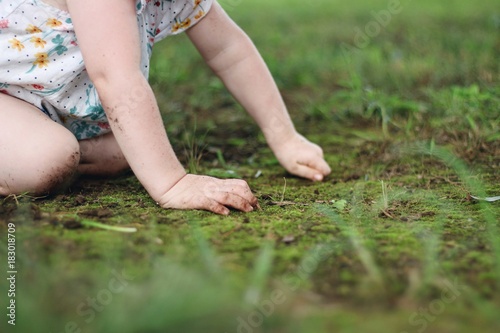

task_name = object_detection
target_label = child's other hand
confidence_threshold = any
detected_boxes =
[157,174,259,215]
[272,133,331,181]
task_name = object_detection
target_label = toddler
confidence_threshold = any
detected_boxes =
[0,0,331,215]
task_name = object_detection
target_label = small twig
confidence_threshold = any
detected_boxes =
[221,223,243,239]
[280,177,287,203]
[381,210,395,219]
[10,194,19,205]
[381,180,388,211]
[2,192,45,205]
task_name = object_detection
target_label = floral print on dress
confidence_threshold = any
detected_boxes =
[170,0,207,33]
[0,82,9,95]
[9,38,24,51]
[31,36,47,48]
[0,18,8,29]
[26,24,42,33]
[1,0,213,140]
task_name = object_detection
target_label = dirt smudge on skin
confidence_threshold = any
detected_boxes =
[36,150,80,196]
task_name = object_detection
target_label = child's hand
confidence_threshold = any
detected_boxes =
[272,133,331,181]
[157,174,259,215]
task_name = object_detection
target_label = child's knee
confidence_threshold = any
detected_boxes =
[0,131,80,197]
[31,136,81,195]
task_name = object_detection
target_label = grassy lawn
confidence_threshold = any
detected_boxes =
[1,0,499,332]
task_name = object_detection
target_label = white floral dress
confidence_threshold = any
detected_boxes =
[0,0,213,139]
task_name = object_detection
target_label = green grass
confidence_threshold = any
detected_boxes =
[1,0,499,332]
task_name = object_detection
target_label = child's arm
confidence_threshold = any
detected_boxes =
[67,0,257,215]
[187,2,331,181]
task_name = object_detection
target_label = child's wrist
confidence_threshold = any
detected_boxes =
[145,169,187,204]
[265,128,298,152]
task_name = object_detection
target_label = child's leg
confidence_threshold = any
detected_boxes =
[78,133,129,177]
[0,94,80,196]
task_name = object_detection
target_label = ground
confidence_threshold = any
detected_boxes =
[1,0,499,332]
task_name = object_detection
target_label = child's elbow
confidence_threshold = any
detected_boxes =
[207,33,255,74]
[89,67,146,94]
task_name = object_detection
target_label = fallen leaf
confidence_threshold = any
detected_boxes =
[282,235,296,244]
[332,199,347,211]
[470,195,500,202]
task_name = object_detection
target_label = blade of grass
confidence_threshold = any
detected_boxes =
[244,241,275,305]
[80,219,137,233]
[318,206,385,289]
[189,220,221,278]
[409,142,500,289]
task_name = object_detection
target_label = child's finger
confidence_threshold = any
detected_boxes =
[224,179,259,206]
[159,175,259,215]
[291,164,326,182]
[296,155,331,176]
[160,194,230,215]
[302,157,332,176]
[212,191,255,212]
[202,179,256,212]
[202,198,231,215]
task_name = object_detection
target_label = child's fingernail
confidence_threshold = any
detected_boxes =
[314,174,323,181]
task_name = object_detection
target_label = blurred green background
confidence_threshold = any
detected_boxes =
[1,0,499,332]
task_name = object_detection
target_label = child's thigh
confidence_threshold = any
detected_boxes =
[0,94,80,193]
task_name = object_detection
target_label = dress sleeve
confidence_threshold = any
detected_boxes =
[138,0,214,42]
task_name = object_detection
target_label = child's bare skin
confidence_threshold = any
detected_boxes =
[0,0,331,215]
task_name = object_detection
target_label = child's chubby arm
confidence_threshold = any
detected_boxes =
[187,2,331,181]
[66,0,257,215]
